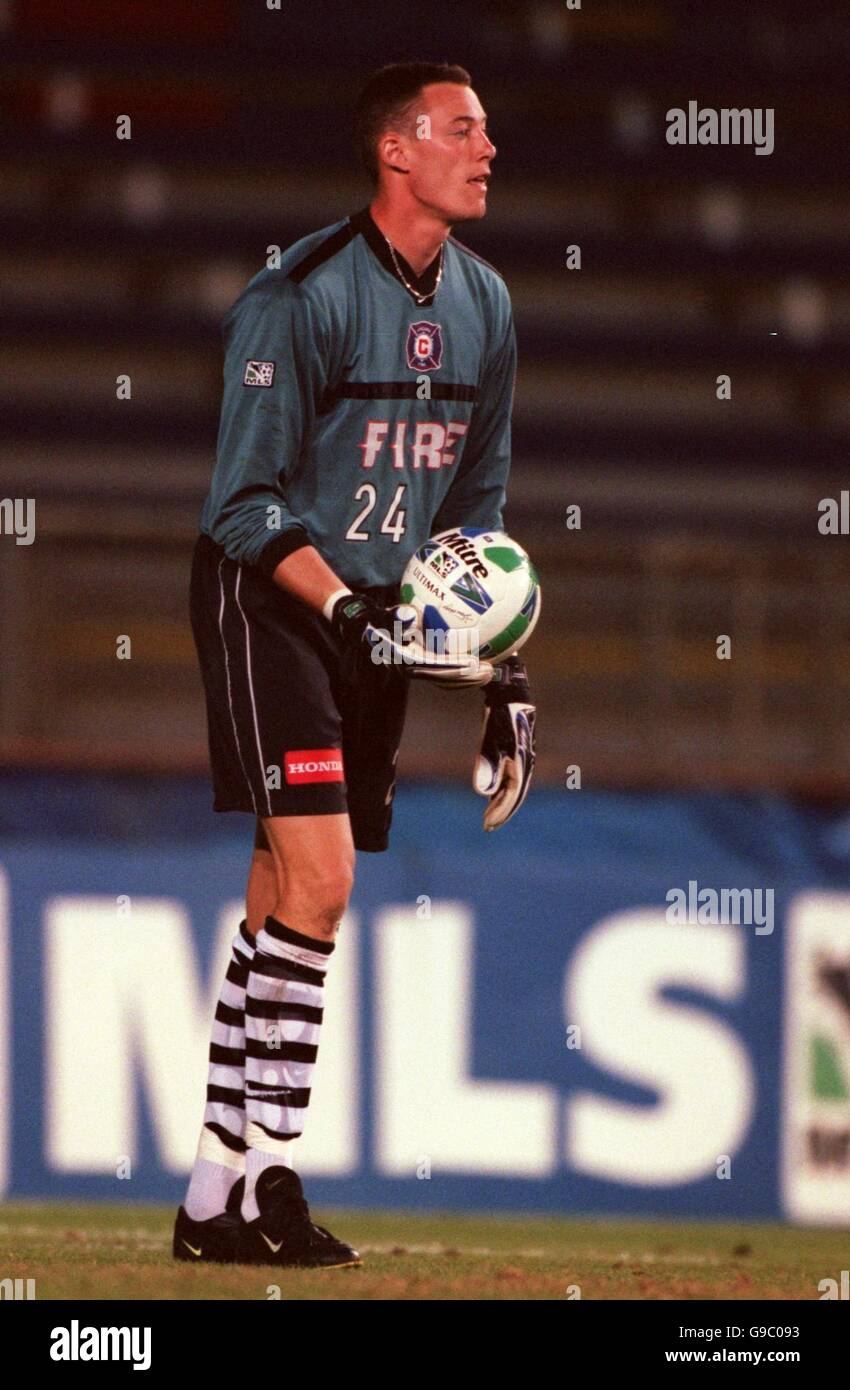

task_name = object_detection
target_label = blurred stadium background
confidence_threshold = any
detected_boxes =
[1,0,849,1241]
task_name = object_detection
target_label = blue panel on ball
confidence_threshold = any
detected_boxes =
[423,603,451,634]
[521,585,539,618]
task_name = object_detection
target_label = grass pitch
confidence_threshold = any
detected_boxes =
[1,1203,845,1300]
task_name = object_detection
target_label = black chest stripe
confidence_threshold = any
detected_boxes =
[320,381,477,410]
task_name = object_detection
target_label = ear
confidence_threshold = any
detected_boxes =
[377,130,410,176]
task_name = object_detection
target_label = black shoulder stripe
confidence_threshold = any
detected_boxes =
[288,221,356,284]
[447,235,504,280]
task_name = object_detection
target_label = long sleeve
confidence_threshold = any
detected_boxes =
[431,292,516,534]
[203,277,332,576]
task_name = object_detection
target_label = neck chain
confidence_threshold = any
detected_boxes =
[383,234,444,304]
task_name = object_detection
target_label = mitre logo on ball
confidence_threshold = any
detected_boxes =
[406,321,443,371]
[401,527,542,662]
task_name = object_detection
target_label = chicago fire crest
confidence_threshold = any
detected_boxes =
[406,321,444,372]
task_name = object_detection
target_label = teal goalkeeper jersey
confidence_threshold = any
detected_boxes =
[199,205,517,589]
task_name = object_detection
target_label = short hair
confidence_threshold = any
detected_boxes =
[354,61,472,185]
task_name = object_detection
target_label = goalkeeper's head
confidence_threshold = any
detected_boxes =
[354,61,496,225]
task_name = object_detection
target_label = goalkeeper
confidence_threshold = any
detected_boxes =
[175,60,537,1271]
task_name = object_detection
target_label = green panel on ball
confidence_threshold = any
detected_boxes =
[483,610,530,659]
[400,582,414,602]
[483,545,526,573]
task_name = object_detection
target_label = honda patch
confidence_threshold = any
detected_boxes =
[284,748,345,784]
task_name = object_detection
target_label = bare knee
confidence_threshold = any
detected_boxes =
[279,857,354,941]
[310,864,353,935]
[260,813,356,943]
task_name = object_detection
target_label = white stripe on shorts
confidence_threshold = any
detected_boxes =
[235,565,273,817]
[217,557,258,814]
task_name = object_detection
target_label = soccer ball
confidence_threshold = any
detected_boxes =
[400,527,541,662]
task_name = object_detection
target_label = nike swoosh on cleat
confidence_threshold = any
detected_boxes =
[260,1232,284,1253]
[182,1240,203,1257]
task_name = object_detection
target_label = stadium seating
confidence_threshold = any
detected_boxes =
[1,0,848,788]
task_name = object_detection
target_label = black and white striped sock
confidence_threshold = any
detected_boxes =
[242,914,335,1221]
[184,920,255,1221]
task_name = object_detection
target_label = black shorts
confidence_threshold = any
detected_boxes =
[190,534,410,852]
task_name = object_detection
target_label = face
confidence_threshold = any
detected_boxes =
[382,82,496,221]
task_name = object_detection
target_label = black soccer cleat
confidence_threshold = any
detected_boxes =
[172,1175,244,1264]
[235,1165,362,1269]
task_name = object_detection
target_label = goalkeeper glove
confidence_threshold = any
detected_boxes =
[473,653,536,830]
[328,590,492,687]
